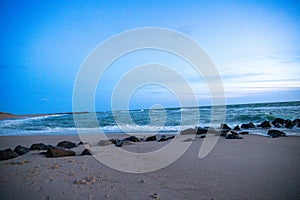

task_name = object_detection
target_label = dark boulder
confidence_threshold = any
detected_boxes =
[80,149,92,156]
[258,121,271,128]
[225,131,243,139]
[293,119,300,127]
[45,147,76,158]
[0,148,18,161]
[239,131,249,135]
[115,140,134,147]
[145,135,157,141]
[241,122,255,129]
[272,118,285,127]
[109,139,119,144]
[158,135,175,142]
[284,119,294,128]
[57,141,77,149]
[30,143,51,150]
[249,122,255,128]
[14,145,30,156]
[123,136,140,142]
[78,141,84,145]
[196,127,208,135]
[233,125,240,131]
[267,129,286,138]
[220,123,231,130]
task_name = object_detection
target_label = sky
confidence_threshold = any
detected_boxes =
[0,0,300,114]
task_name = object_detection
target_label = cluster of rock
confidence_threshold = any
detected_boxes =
[98,135,175,147]
[181,118,300,139]
[0,141,88,161]
[0,134,176,161]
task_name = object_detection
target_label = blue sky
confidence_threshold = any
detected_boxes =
[0,0,299,114]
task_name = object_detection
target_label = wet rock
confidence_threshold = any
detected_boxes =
[239,131,249,135]
[241,122,255,129]
[180,128,196,135]
[0,148,18,161]
[272,118,285,127]
[284,119,294,128]
[225,131,243,139]
[145,135,157,141]
[14,145,30,156]
[233,125,240,131]
[200,135,206,138]
[196,127,209,135]
[78,141,84,145]
[258,120,271,128]
[267,129,286,138]
[57,141,77,149]
[30,143,52,150]
[45,147,76,157]
[220,123,231,130]
[80,149,92,156]
[158,135,175,142]
[249,122,256,128]
[98,140,113,146]
[123,136,140,142]
[293,119,300,127]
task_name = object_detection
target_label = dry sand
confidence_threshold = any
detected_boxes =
[0,134,300,200]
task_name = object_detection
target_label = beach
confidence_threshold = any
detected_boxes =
[1,134,300,199]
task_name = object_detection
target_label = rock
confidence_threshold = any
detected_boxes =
[293,119,300,127]
[45,147,76,157]
[220,123,231,130]
[196,127,208,135]
[272,122,282,128]
[240,124,249,129]
[14,145,30,155]
[78,141,84,145]
[284,119,294,128]
[272,118,285,127]
[183,138,193,142]
[109,139,119,144]
[115,140,134,147]
[80,149,92,156]
[98,140,113,146]
[150,193,159,199]
[0,148,18,161]
[200,135,206,138]
[258,120,271,128]
[30,143,51,150]
[57,141,77,149]
[225,131,243,139]
[239,131,249,135]
[249,122,255,128]
[180,128,196,135]
[158,135,175,142]
[123,136,140,142]
[145,135,157,141]
[241,122,255,129]
[267,129,286,138]
[233,125,240,131]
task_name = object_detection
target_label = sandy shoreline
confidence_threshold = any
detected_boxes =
[0,134,300,199]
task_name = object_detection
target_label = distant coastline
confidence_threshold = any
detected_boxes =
[0,111,89,120]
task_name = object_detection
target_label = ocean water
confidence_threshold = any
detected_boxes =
[0,101,299,136]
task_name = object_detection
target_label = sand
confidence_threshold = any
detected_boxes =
[0,134,300,200]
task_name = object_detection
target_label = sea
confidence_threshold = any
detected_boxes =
[0,101,299,136]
